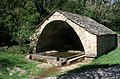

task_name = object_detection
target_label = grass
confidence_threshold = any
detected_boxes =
[0,46,120,78]
[92,47,120,65]
[0,50,44,79]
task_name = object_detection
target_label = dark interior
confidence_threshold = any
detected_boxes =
[36,20,84,53]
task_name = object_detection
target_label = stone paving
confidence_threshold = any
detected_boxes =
[57,65,120,79]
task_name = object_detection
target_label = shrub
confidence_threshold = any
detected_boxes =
[3,44,30,54]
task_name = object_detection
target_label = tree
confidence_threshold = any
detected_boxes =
[0,0,120,46]
[0,0,40,45]
[84,0,120,31]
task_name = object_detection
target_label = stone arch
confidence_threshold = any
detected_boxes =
[30,12,97,57]
[30,11,117,57]
[36,20,85,53]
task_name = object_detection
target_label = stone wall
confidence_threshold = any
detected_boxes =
[63,14,97,57]
[97,34,117,56]
[30,11,118,60]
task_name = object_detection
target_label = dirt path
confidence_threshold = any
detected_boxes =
[60,58,93,72]
[37,58,93,79]
[38,66,60,79]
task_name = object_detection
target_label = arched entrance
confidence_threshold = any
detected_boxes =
[36,20,84,53]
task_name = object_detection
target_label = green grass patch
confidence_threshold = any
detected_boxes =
[0,50,44,79]
[92,47,120,65]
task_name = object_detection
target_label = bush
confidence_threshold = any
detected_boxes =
[3,44,30,54]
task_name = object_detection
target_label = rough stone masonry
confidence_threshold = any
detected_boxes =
[30,10,117,58]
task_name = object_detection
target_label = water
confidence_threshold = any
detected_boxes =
[44,52,81,58]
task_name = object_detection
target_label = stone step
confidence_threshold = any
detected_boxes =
[66,55,85,64]
[66,52,85,60]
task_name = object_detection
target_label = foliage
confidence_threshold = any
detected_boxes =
[45,0,120,31]
[0,0,120,46]
[84,0,120,31]
[45,0,86,14]
[12,1,40,45]
[0,0,40,45]
[0,0,120,78]
[5,45,30,54]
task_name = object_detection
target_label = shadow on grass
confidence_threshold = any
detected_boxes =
[57,64,120,79]
[0,59,16,70]
[0,58,16,74]
[0,58,27,72]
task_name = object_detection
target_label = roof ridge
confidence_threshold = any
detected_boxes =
[57,10,116,35]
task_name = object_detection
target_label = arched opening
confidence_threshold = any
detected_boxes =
[36,20,84,53]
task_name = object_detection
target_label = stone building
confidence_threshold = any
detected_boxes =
[30,10,117,57]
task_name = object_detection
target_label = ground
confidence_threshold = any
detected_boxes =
[57,65,120,79]
[0,46,120,79]
[45,47,120,79]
